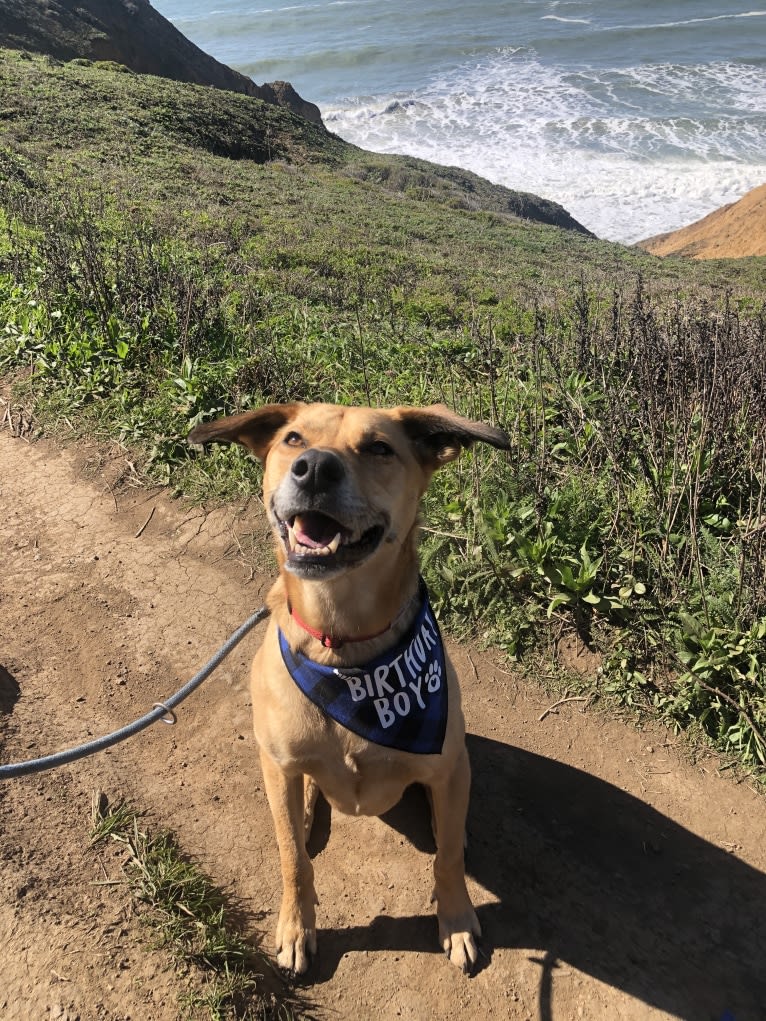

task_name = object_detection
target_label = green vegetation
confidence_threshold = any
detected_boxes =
[90,793,300,1020]
[2,49,765,774]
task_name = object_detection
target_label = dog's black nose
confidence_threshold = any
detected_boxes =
[290,448,346,493]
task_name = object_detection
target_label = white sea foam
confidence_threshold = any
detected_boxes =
[621,10,766,32]
[541,15,592,25]
[325,54,766,242]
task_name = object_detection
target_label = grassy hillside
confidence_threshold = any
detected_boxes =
[2,48,765,777]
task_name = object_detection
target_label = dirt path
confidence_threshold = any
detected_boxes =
[1,426,765,1021]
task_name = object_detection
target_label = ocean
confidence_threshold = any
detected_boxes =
[151,0,766,243]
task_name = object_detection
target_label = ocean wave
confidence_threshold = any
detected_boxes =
[622,10,766,32]
[541,15,592,25]
[323,52,766,242]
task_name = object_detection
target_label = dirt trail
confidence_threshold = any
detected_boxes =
[1,427,765,1021]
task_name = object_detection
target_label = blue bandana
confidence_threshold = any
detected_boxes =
[278,586,448,755]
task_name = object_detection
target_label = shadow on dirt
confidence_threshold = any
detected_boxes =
[0,666,20,715]
[310,734,766,1021]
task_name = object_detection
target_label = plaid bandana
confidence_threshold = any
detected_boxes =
[278,584,448,755]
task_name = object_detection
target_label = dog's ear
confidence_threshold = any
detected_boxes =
[188,403,303,462]
[396,404,510,467]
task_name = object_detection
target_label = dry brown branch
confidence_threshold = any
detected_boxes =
[539,694,590,722]
[134,505,156,538]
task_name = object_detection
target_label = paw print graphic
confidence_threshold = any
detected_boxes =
[426,660,442,693]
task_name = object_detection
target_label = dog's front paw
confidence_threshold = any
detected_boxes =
[276,905,317,975]
[438,908,482,973]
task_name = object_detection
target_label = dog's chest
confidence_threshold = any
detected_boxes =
[256,693,424,815]
[273,707,417,815]
[316,739,414,816]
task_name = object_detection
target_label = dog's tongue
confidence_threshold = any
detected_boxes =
[293,512,342,549]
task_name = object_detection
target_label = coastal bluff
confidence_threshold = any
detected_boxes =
[638,182,766,260]
[0,0,323,125]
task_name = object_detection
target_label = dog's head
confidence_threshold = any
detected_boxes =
[189,403,509,580]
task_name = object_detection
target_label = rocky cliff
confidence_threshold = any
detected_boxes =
[0,0,323,125]
[638,183,766,260]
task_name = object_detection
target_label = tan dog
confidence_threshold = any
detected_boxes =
[189,402,509,973]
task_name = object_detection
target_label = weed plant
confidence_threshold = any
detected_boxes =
[90,794,299,1020]
[1,51,765,773]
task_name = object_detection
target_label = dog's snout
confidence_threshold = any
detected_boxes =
[291,448,346,493]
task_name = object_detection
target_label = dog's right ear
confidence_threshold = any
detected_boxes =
[188,404,303,462]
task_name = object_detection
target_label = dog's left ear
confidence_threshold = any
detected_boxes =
[188,403,303,462]
[396,404,510,467]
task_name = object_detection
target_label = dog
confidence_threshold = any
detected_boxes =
[189,402,509,973]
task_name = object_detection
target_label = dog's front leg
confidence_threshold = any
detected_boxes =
[428,746,481,972]
[260,750,318,973]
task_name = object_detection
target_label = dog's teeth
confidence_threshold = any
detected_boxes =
[285,523,342,558]
[297,538,338,556]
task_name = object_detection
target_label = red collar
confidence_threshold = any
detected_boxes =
[288,604,393,649]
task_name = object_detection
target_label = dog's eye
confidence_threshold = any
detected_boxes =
[364,440,394,457]
[284,431,305,448]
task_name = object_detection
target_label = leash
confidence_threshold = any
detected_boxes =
[0,605,270,780]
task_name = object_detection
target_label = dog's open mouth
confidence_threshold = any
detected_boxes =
[277,511,386,575]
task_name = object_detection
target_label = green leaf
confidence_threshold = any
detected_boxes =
[547,593,572,617]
